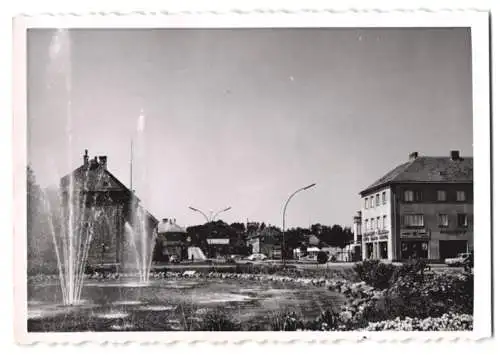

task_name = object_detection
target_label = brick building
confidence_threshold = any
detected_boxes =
[354,151,473,261]
[60,150,158,268]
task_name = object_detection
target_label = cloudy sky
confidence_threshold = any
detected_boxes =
[27,28,472,228]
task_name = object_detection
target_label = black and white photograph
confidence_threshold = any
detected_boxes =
[13,11,491,342]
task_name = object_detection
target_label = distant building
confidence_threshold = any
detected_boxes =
[60,150,158,268]
[157,218,188,260]
[247,226,282,259]
[354,151,473,261]
[351,211,362,261]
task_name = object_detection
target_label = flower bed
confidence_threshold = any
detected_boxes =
[363,313,473,331]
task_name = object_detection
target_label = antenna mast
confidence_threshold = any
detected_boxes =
[130,139,133,193]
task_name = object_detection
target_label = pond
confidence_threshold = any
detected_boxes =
[27,277,345,331]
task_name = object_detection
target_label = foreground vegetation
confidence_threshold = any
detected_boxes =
[189,260,473,331]
[28,260,473,331]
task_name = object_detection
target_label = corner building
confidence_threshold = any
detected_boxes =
[354,151,473,261]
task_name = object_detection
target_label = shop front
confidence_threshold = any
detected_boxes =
[401,239,429,259]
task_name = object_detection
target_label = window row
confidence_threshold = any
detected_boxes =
[403,189,467,203]
[364,192,387,209]
[402,213,470,228]
[364,215,388,232]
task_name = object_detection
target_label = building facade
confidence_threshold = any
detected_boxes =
[156,218,188,260]
[247,226,282,259]
[60,150,158,268]
[354,151,473,261]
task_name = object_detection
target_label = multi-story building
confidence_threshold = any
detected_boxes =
[353,150,473,261]
[60,150,158,268]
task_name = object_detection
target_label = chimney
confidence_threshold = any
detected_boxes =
[98,156,108,170]
[450,150,460,161]
[409,152,419,161]
[83,149,89,166]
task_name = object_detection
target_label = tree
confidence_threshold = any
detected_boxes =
[299,243,308,257]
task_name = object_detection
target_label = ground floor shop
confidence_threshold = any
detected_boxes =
[363,241,389,260]
[362,236,472,261]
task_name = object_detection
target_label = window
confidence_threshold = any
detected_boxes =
[364,198,369,209]
[457,191,466,202]
[376,217,380,230]
[370,196,374,208]
[458,214,468,227]
[382,191,387,204]
[438,214,449,227]
[404,190,414,202]
[370,218,374,230]
[437,190,447,202]
[364,219,369,232]
[403,214,424,227]
[376,194,380,206]
[415,190,423,202]
[382,215,387,229]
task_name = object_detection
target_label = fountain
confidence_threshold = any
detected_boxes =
[124,216,157,284]
[41,28,97,306]
[121,109,157,284]
[42,170,109,305]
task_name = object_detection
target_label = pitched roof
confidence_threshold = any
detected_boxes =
[158,219,186,234]
[360,156,473,195]
[60,159,158,223]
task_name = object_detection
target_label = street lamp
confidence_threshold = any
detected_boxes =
[188,206,232,223]
[281,183,316,265]
[212,207,232,221]
[188,206,210,223]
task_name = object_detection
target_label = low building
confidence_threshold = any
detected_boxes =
[355,150,473,261]
[247,227,282,259]
[156,218,188,260]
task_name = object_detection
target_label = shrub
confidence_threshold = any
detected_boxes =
[362,270,473,322]
[391,259,429,283]
[353,260,397,289]
[198,308,240,331]
[270,311,305,331]
[317,251,328,264]
[363,313,473,331]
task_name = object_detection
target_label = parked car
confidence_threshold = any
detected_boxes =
[246,253,268,261]
[169,255,180,264]
[444,252,472,267]
[230,254,245,261]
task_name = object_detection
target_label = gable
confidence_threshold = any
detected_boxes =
[60,165,128,193]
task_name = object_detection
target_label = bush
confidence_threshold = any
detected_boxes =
[353,260,397,289]
[363,313,473,331]
[198,308,240,331]
[317,251,328,264]
[270,311,305,331]
[391,259,429,283]
[362,270,473,322]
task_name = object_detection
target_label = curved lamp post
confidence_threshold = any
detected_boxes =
[282,183,316,265]
[212,207,232,221]
[188,206,210,223]
[188,206,232,223]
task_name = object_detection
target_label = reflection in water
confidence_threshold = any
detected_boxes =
[28,278,345,332]
[95,312,129,320]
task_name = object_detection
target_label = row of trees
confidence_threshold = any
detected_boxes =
[183,220,354,255]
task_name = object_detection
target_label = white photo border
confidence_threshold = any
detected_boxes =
[12,9,491,344]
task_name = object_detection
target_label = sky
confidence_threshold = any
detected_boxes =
[27,28,473,229]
